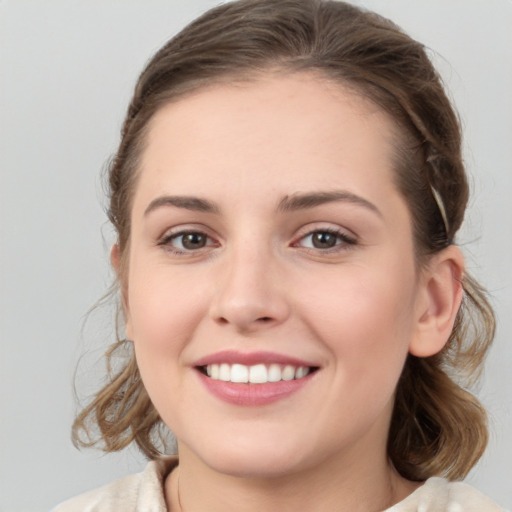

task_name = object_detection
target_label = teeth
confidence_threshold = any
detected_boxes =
[282,365,295,381]
[268,364,282,382]
[204,363,311,384]
[249,364,267,383]
[295,366,308,379]
[230,364,249,383]
[219,363,230,382]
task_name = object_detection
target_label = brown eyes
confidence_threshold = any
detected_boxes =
[310,232,340,249]
[160,228,356,255]
[180,232,208,250]
[162,231,216,252]
[296,229,356,250]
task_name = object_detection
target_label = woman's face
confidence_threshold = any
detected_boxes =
[123,74,428,477]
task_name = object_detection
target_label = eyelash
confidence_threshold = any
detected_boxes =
[293,227,357,253]
[157,229,218,255]
[157,227,357,256]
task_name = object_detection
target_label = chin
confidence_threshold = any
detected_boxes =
[183,432,314,479]
[209,452,306,479]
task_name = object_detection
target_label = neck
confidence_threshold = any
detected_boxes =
[165,442,419,512]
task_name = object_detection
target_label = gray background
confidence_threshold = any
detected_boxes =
[0,1,510,510]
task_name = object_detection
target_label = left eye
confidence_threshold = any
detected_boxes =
[298,230,354,250]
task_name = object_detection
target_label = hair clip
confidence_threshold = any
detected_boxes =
[430,185,449,235]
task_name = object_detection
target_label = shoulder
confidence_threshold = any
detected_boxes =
[387,477,508,512]
[447,480,509,512]
[51,457,177,512]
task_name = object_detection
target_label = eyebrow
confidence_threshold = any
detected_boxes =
[277,190,382,217]
[144,195,220,216]
[143,190,382,218]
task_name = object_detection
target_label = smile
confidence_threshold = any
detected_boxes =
[193,351,319,406]
[202,363,313,384]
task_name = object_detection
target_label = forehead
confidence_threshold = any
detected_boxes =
[135,73,401,211]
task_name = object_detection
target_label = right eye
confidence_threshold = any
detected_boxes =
[159,230,217,254]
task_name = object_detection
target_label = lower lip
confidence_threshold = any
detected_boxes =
[196,370,314,406]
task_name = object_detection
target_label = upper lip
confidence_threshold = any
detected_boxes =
[193,350,319,368]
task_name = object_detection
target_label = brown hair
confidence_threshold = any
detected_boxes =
[73,0,495,480]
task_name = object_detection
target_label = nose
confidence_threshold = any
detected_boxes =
[209,245,290,333]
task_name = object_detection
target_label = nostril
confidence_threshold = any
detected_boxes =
[258,317,273,322]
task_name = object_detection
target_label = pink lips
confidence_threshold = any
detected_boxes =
[193,350,314,368]
[193,350,318,407]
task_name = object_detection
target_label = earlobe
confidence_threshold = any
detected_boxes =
[409,246,465,358]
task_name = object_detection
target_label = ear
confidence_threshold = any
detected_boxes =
[409,246,465,357]
[110,244,132,339]
[110,243,122,275]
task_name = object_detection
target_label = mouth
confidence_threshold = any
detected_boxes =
[197,363,318,384]
[193,350,320,405]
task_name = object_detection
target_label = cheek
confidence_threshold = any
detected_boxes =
[126,266,209,361]
[301,261,417,377]
[125,268,211,429]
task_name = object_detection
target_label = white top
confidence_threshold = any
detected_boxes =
[52,457,508,512]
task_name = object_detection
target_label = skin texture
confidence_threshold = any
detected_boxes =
[114,73,464,512]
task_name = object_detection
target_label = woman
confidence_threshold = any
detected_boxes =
[53,0,506,510]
